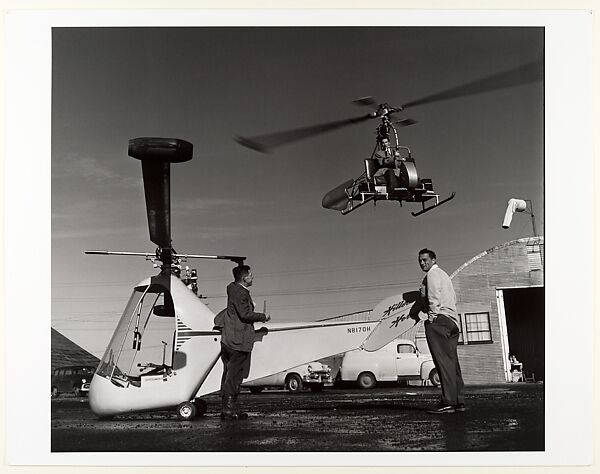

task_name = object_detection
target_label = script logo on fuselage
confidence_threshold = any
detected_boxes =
[383,299,409,318]
[381,299,413,328]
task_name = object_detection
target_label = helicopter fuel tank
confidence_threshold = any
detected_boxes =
[322,178,357,211]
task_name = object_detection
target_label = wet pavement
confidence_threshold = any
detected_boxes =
[51,383,544,452]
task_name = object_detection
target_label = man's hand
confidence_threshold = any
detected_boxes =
[264,314,271,322]
[428,311,437,323]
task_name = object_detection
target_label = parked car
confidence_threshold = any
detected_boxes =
[51,365,95,398]
[243,361,332,393]
[339,338,439,388]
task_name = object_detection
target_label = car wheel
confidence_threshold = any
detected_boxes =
[176,401,196,421]
[51,387,59,398]
[73,387,81,397]
[285,374,303,393]
[193,398,208,416]
[249,387,264,394]
[429,368,441,387]
[357,372,376,389]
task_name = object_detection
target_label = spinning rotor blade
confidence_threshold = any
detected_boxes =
[352,96,378,108]
[235,113,373,153]
[394,118,418,127]
[401,59,543,109]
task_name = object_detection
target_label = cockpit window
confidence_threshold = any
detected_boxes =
[96,285,175,385]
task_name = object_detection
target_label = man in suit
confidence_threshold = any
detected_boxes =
[217,264,270,420]
[418,248,465,414]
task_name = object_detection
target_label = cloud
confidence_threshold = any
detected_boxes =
[174,197,256,213]
[52,153,138,188]
[52,224,144,240]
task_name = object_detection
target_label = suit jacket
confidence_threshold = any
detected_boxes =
[220,282,267,352]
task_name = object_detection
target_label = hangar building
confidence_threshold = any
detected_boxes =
[443,236,544,383]
[326,236,545,384]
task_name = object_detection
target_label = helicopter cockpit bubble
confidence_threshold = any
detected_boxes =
[96,281,176,385]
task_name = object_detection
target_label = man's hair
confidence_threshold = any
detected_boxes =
[233,264,251,282]
[418,248,437,260]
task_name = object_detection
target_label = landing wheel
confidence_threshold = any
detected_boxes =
[176,401,196,421]
[193,398,208,417]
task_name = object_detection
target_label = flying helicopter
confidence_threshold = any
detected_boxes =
[235,59,543,216]
[84,137,420,420]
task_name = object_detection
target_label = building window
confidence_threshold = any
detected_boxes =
[456,315,464,344]
[464,312,493,343]
[527,242,544,271]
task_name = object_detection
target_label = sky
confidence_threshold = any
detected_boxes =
[50,26,545,358]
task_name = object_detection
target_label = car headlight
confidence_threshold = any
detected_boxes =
[307,365,313,373]
[82,379,87,383]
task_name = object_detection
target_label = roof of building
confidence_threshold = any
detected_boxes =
[51,328,101,372]
[450,236,544,279]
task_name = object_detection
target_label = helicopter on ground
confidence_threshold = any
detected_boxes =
[85,137,420,420]
[235,59,543,216]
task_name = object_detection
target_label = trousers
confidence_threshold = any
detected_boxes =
[220,343,251,398]
[424,314,465,406]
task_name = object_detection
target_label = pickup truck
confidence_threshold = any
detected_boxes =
[339,338,439,388]
[243,361,332,393]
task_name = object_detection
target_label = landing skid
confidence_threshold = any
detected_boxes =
[411,192,456,217]
[341,194,376,215]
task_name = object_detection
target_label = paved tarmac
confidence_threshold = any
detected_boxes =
[51,383,544,452]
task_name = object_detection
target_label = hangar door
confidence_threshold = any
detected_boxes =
[501,287,545,381]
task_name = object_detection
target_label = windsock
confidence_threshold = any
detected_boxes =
[502,198,527,228]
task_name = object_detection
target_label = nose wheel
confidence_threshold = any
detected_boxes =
[176,401,196,420]
[176,399,208,420]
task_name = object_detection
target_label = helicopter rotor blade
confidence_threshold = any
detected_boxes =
[128,137,193,250]
[140,159,172,248]
[235,113,373,153]
[352,96,378,108]
[401,59,543,109]
[394,118,418,127]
